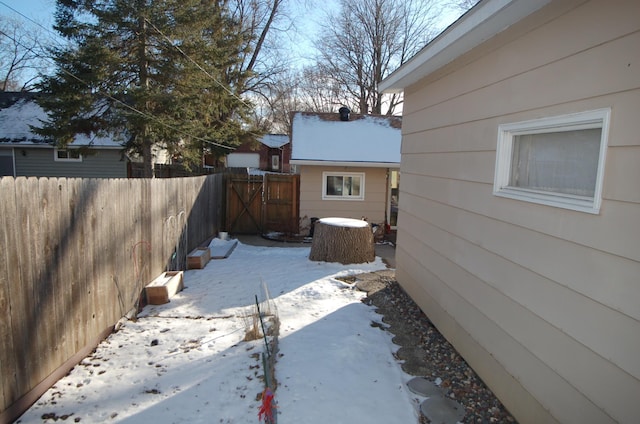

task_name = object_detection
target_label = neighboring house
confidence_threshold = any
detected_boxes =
[225,134,291,173]
[290,110,401,228]
[0,92,127,178]
[379,0,639,423]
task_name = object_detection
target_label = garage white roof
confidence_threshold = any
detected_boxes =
[290,112,401,168]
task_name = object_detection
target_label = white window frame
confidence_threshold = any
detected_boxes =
[493,109,610,214]
[54,148,83,162]
[322,171,365,201]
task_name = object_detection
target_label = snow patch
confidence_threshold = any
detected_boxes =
[18,243,418,424]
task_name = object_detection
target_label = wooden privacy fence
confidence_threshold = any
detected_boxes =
[225,173,299,235]
[0,174,223,424]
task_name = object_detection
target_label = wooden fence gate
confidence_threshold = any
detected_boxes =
[225,173,299,235]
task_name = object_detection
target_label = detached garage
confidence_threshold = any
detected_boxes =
[380,0,640,423]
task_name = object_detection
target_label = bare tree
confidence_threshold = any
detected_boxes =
[256,0,478,125]
[312,0,440,115]
[253,69,304,134]
[297,66,354,113]
[448,0,480,13]
[0,16,46,91]
[255,64,358,134]
[228,0,292,96]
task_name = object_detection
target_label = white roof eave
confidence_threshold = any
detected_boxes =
[379,0,551,92]
[0,143,123,149]
[290,159,400,168]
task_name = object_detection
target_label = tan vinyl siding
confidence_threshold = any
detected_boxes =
[395,247,614,424]
[401,196,640,375]
[403,30,640,133]
[299,166,388,223]
[15,148,126,178]
[603,145,640,203]
[403,1,640,120]
[396,261,562,424]
[396,0,640,422]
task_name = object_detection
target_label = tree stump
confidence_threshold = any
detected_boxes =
[309,217,375,264]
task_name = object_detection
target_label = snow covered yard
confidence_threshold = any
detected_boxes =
[17,241,420,423]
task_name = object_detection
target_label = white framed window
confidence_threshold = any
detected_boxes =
[54,148,83,162]
[322,172,365,201]
[494,109,610,214]
[271,154,280,170]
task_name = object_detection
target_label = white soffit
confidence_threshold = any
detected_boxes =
[379,0,552,92]
[289,159,400,168]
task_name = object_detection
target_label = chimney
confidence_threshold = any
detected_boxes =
[338,106,350,121]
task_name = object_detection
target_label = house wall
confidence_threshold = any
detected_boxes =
[299,165,389,224]
[397,1,640,423]
[262,146,291,173]
[226,152,260,168]
[226,139,291,173]
[14,148,127,178]
[0,149,13,176]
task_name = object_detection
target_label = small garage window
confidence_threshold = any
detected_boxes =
[55,148,83,162]
[493,109,609,214]
[322,172,365,201]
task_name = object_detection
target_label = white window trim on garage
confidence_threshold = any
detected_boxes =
[493,108,610,214]
[322,171,365,201]
[54,148,83,162]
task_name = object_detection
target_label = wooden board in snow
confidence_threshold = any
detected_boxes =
[208,238,239,259]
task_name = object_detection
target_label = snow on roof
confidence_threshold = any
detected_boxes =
[290,112,401,166]
[0,98,123,148]
[261,134,289,148]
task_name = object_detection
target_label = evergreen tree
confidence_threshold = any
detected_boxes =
[35,0,255,177]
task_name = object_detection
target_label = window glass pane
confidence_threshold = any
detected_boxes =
[324,173,364,199]
[510,128,601,197]
[326,176,343,195]
[56,149,81,160]
[350,176,361,196]
[344,176,353,195]
[341,176,361,196]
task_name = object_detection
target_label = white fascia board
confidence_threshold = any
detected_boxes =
[0,143,122,150]
[290,159,400,168]
[379,0,551,92]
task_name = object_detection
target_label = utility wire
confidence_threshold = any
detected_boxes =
[0,49,233,152]
[3,27,235,149]
[0,21,235,150]
[1,0,254,120]
[143,17,265,140]
[0,0,67,47]
[144,18,253,111]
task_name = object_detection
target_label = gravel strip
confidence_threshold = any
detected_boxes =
[359,273,517,424]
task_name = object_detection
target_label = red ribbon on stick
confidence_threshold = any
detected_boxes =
[258,388,276,423]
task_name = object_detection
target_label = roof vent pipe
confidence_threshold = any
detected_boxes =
[338,106,350,121]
